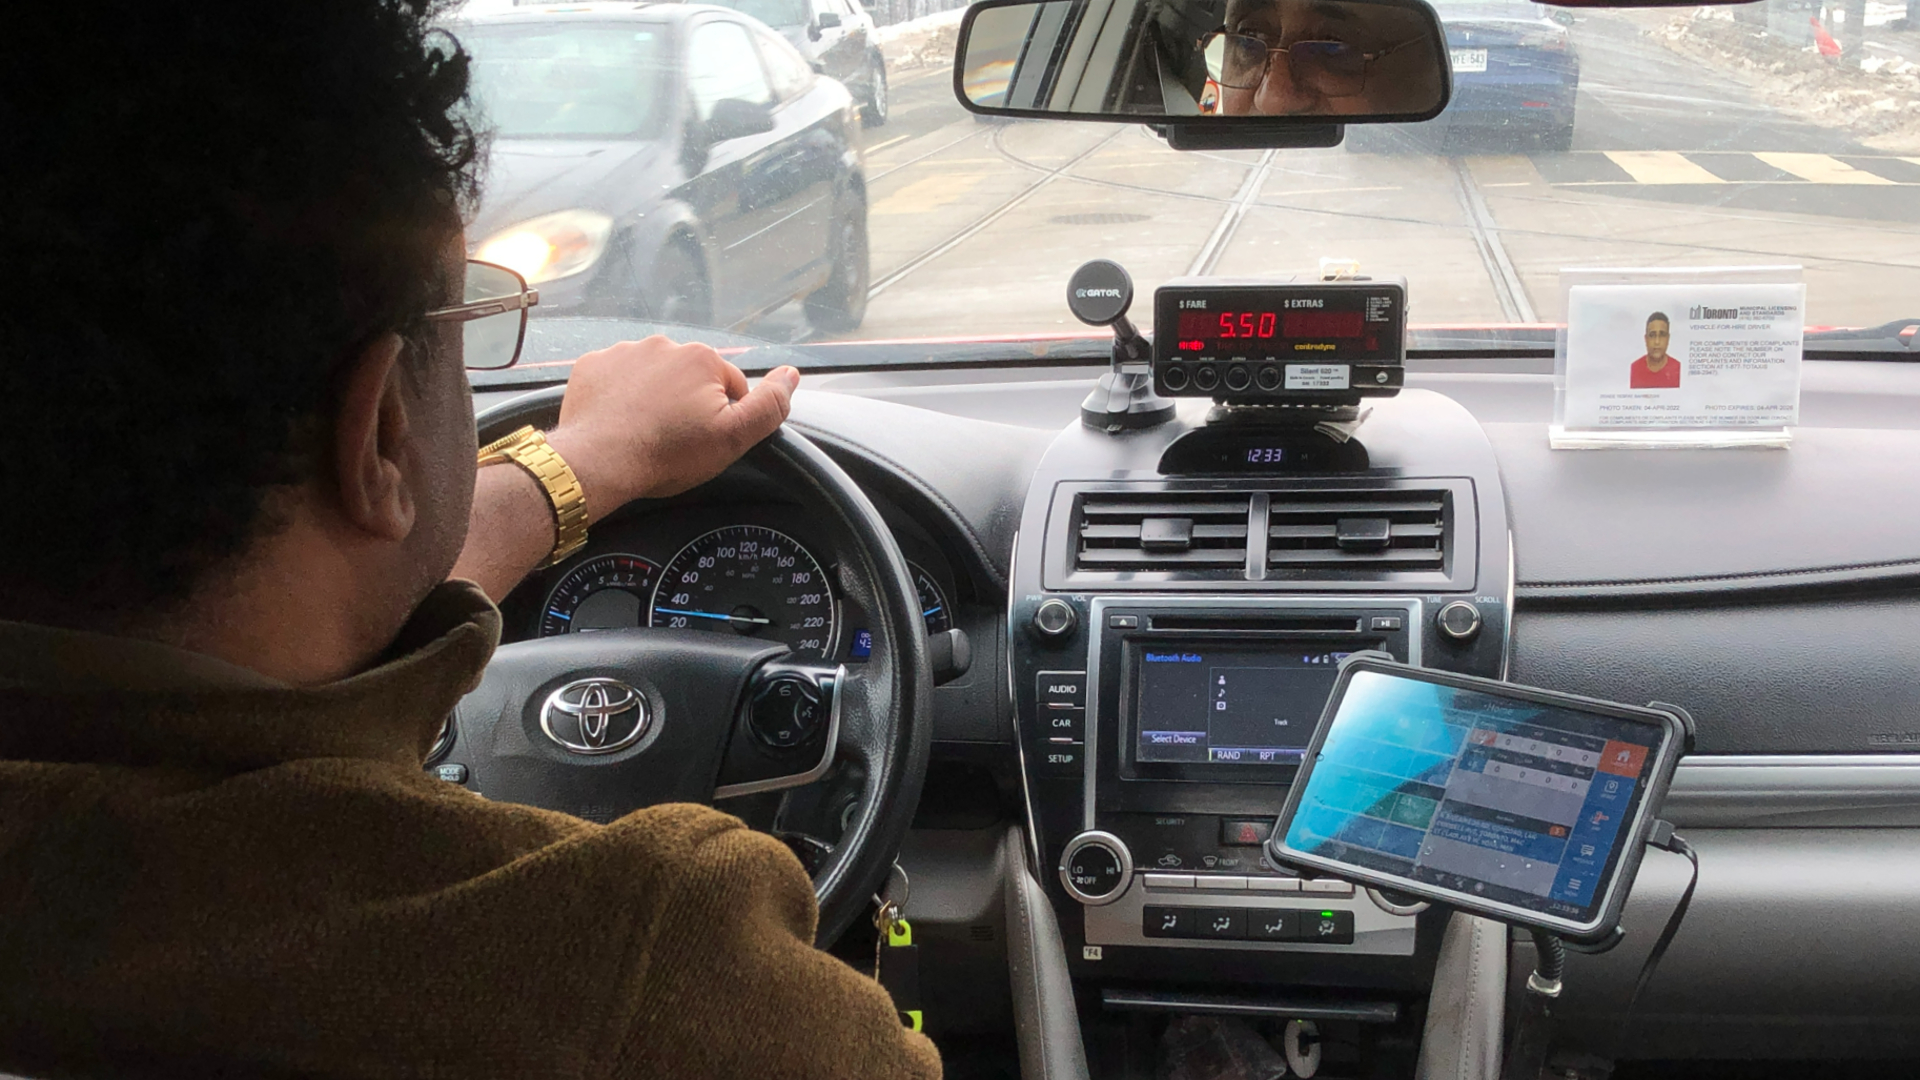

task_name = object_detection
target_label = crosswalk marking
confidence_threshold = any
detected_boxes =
[1753,152,1896,185]
[1603,151,1725,185]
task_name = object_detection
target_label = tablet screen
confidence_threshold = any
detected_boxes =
[1280,669,1668,926]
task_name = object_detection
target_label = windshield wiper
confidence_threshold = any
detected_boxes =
[1804,319,1920,361]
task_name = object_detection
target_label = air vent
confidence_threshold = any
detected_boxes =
[1076,492,1251,572]
[1267,490,1448,573]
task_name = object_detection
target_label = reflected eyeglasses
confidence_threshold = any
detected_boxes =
[425,260,542,371]
[1201,31,1421,96]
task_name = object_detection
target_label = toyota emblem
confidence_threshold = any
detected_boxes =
[541,678,650,755]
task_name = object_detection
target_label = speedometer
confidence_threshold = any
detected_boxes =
[649,525,835,660]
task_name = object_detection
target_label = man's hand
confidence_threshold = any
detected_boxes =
[451,337,798,600]
[546,337,801,515]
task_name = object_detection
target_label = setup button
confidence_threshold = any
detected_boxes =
[1037,743,1083,776]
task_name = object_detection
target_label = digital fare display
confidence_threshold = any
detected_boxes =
[1283,671,1665,923]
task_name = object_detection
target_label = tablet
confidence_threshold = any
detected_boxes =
[1266,658,1687,941]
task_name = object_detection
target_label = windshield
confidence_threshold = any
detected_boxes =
[458,3,1920,358]
[709,0,810,30]
[462,22,667,139]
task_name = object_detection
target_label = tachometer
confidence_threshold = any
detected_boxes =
[649,526,835,660]
[539,554,662,637]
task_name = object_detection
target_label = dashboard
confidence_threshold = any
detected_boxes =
[477,350,1920,1069]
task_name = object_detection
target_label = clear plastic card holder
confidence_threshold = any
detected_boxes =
[1550,266,1806,450]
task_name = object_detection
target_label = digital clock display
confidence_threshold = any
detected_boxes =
[1246,447,1287,464]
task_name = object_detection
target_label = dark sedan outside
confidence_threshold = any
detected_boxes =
[457,3,871,333]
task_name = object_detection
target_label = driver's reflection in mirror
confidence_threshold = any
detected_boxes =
[1202,0,1443,116]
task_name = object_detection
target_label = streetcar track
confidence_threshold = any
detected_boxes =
[866,124,994,186]
[865,126,1129,301]
[1187,149,1276,277]
[1450,157,1536,323]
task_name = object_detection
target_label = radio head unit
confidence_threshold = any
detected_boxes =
[1151,276,1406,406]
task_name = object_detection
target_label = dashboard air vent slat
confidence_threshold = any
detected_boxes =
[1076,493,1252,573]
[1268,489,1448,573]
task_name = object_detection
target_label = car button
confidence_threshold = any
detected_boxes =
[1248,877,1301,894]
[1043,708,1085,741]
[1143,873,1195,890]
[1303,878,1355,896]
[1194,875,1247,890]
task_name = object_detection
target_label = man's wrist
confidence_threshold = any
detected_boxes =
[477,426,589,567]
[544,426,649,523]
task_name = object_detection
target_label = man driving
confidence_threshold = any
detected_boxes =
[1207,0,1442,116]
[0,2,940,1077]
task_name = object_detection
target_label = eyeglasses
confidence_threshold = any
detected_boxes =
[1200,30,1421,96]
[425,260,541,371]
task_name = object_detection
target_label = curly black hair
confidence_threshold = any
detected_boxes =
[0,1,483,626]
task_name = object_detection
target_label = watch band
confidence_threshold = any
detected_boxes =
[477,425,589,568]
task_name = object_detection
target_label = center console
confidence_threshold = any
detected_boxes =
[1007,389,1512,1015]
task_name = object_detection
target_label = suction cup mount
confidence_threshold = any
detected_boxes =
[1068,260,1174,432]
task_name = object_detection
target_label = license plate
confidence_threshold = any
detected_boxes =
[1451,48,1488,73]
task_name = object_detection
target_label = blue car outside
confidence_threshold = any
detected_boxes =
[1432,0,1580,149]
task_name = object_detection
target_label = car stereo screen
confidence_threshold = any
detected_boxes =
[1133,645,1358,764]
[1282,671,1665,922]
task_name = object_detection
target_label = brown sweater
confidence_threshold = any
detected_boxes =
[0,582,941,1080]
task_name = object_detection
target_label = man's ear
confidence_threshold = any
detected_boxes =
[332,332,416,542]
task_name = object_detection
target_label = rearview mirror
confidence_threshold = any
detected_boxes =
[954,0,1450,128]
[818,11,844,28]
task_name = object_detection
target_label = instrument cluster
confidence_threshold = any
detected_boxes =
[501,502,958,668]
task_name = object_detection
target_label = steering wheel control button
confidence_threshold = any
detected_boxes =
[1059,832,1133,905]
[430,763,468,784]
[1437,600,1483,642]
[1144,906,1194,938]
[1031,599,1078,639]
[750,674,825,750]
[540,678,651,755]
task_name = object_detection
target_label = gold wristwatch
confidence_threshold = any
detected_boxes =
[477,425,589,568]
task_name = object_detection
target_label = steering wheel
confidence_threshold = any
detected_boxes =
[455,387,933,945]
